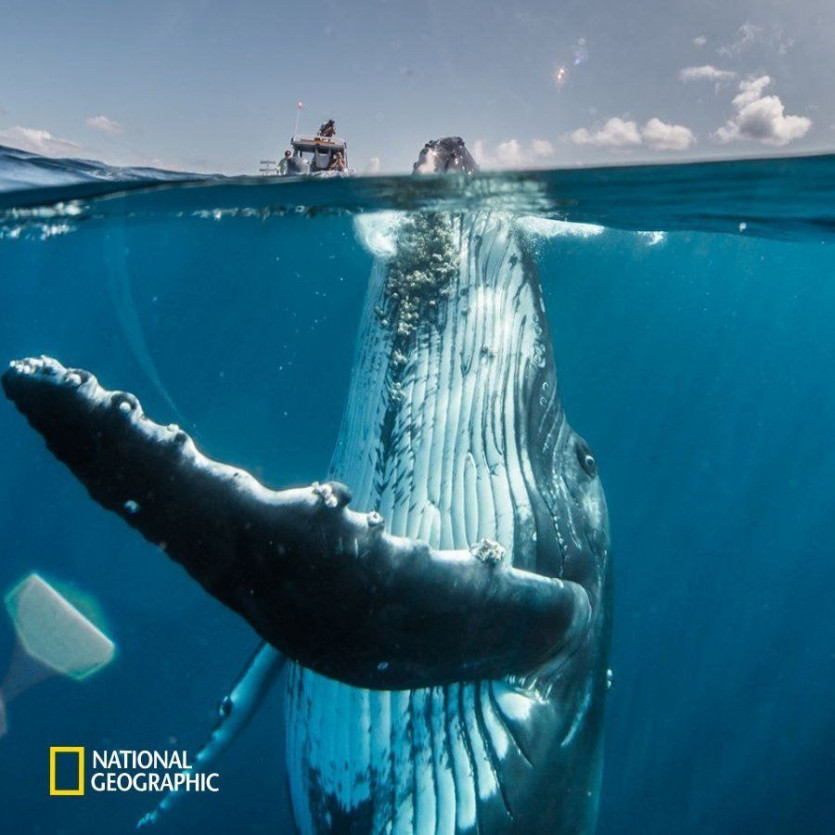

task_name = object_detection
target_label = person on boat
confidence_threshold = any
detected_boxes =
[318,119,336,138]
[329,151,346,171]
[277,150,291,175]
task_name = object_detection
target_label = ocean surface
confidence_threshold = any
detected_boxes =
[0,146,834,834]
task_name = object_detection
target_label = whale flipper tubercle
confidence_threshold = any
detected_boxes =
[2,357,591,691]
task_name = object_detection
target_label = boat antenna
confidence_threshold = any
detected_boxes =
[293,100,303,140]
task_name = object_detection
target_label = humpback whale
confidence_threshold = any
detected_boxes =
[2,138,611,833]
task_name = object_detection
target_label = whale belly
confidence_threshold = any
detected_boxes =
[284,211,603,834]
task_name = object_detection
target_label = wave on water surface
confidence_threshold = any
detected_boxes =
[1,145,834,242]
[0,143,204,192]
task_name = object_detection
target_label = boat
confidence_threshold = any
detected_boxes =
[285,134,351,175]
[259,112,353,177]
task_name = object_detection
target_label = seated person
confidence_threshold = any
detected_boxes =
[328,151,346,171]
[318,119,336,138]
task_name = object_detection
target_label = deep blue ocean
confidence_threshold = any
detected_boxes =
[0,147,833,834]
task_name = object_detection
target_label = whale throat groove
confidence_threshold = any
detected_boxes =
[285,209,610,834]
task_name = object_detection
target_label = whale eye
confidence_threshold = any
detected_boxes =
[575,438,598,478]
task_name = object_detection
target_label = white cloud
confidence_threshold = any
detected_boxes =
[0,126,84,156]
[570,117,641,148]
[719,22,792,57]
[642,118,697,151]
[570,117,695,151]
[365,156,381,174]
[679,65,736,83]
[530,138,554,158]
[720,22,762,56]
[85,115,124,134]
[472,138,556,169]
[693,36,707,47]
[713,76,812,146]
[733,75,771,108]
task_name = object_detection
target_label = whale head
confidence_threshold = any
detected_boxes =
[412,136,479,174]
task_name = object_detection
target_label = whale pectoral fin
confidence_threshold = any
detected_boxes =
[3,356,592,691]
[137,642,284,829]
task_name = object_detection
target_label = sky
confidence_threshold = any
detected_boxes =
[0,0,833,174]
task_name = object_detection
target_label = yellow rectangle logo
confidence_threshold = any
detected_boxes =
[49,747,85,796]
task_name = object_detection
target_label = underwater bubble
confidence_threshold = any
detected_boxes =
[638,231,667,246]
[516,216,605,239]
[353,211,405,258]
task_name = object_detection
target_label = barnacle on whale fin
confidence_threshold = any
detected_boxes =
[470,538,506,565]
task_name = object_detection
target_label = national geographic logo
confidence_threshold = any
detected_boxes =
[49,747,85,796]
[49,747,219,796]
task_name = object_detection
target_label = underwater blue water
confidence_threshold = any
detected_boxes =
[0,150,834,834]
